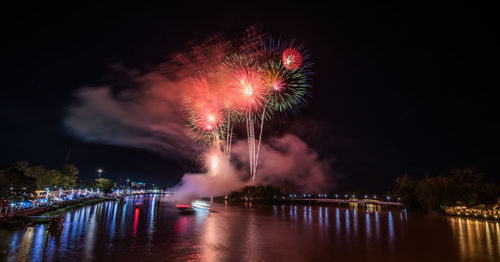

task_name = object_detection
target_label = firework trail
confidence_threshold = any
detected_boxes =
[221,53,268,180]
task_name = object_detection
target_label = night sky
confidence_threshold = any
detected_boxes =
[1,2,498,191]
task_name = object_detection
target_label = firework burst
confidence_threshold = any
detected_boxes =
[282,47,303,70]
[261,61,311,115]
[165,30,313,182]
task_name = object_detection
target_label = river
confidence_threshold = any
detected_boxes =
[1,195,499,261]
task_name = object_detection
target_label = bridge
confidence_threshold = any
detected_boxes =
[296,198,402,206]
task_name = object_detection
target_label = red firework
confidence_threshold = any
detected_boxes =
[228,68,267,112]
[282,47,303,70]
[193,105,223,131]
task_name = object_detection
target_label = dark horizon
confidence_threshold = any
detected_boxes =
[1,2,498,191]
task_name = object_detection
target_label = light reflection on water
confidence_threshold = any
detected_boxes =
[0,196,499,262]
[450,217,500,262]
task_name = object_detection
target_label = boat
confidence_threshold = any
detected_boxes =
[191,200,210,210]
[176,204,194,213]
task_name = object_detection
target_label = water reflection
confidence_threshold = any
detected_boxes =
[1,197,499,262]
[353,208,358,236]
[84,205,97,260]
[449,217,500,261]
[388,211,394,243]
[375,209,380,240]
[345,209,350,235]
[335,207,340,240]
[365,213,371,240]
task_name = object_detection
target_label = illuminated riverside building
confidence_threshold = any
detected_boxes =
[131,182,146,189]
[446,205,500,221]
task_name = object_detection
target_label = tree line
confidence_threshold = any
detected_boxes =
[228,185,284,202]
[393,167,500,212]
[0,161,115,202]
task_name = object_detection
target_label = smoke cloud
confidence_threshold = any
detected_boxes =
[65,70,200,158]
[232,134,332,192]
[167,149,247,202]
[168,135,332,201]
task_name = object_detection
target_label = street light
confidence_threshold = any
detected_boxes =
[97,169,103,180]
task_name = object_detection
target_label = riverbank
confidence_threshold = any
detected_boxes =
[445,205,500,222]
[446,214,500,223]
[0,197,113,230]
[41,197,112,217]
[445,212,500,223]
